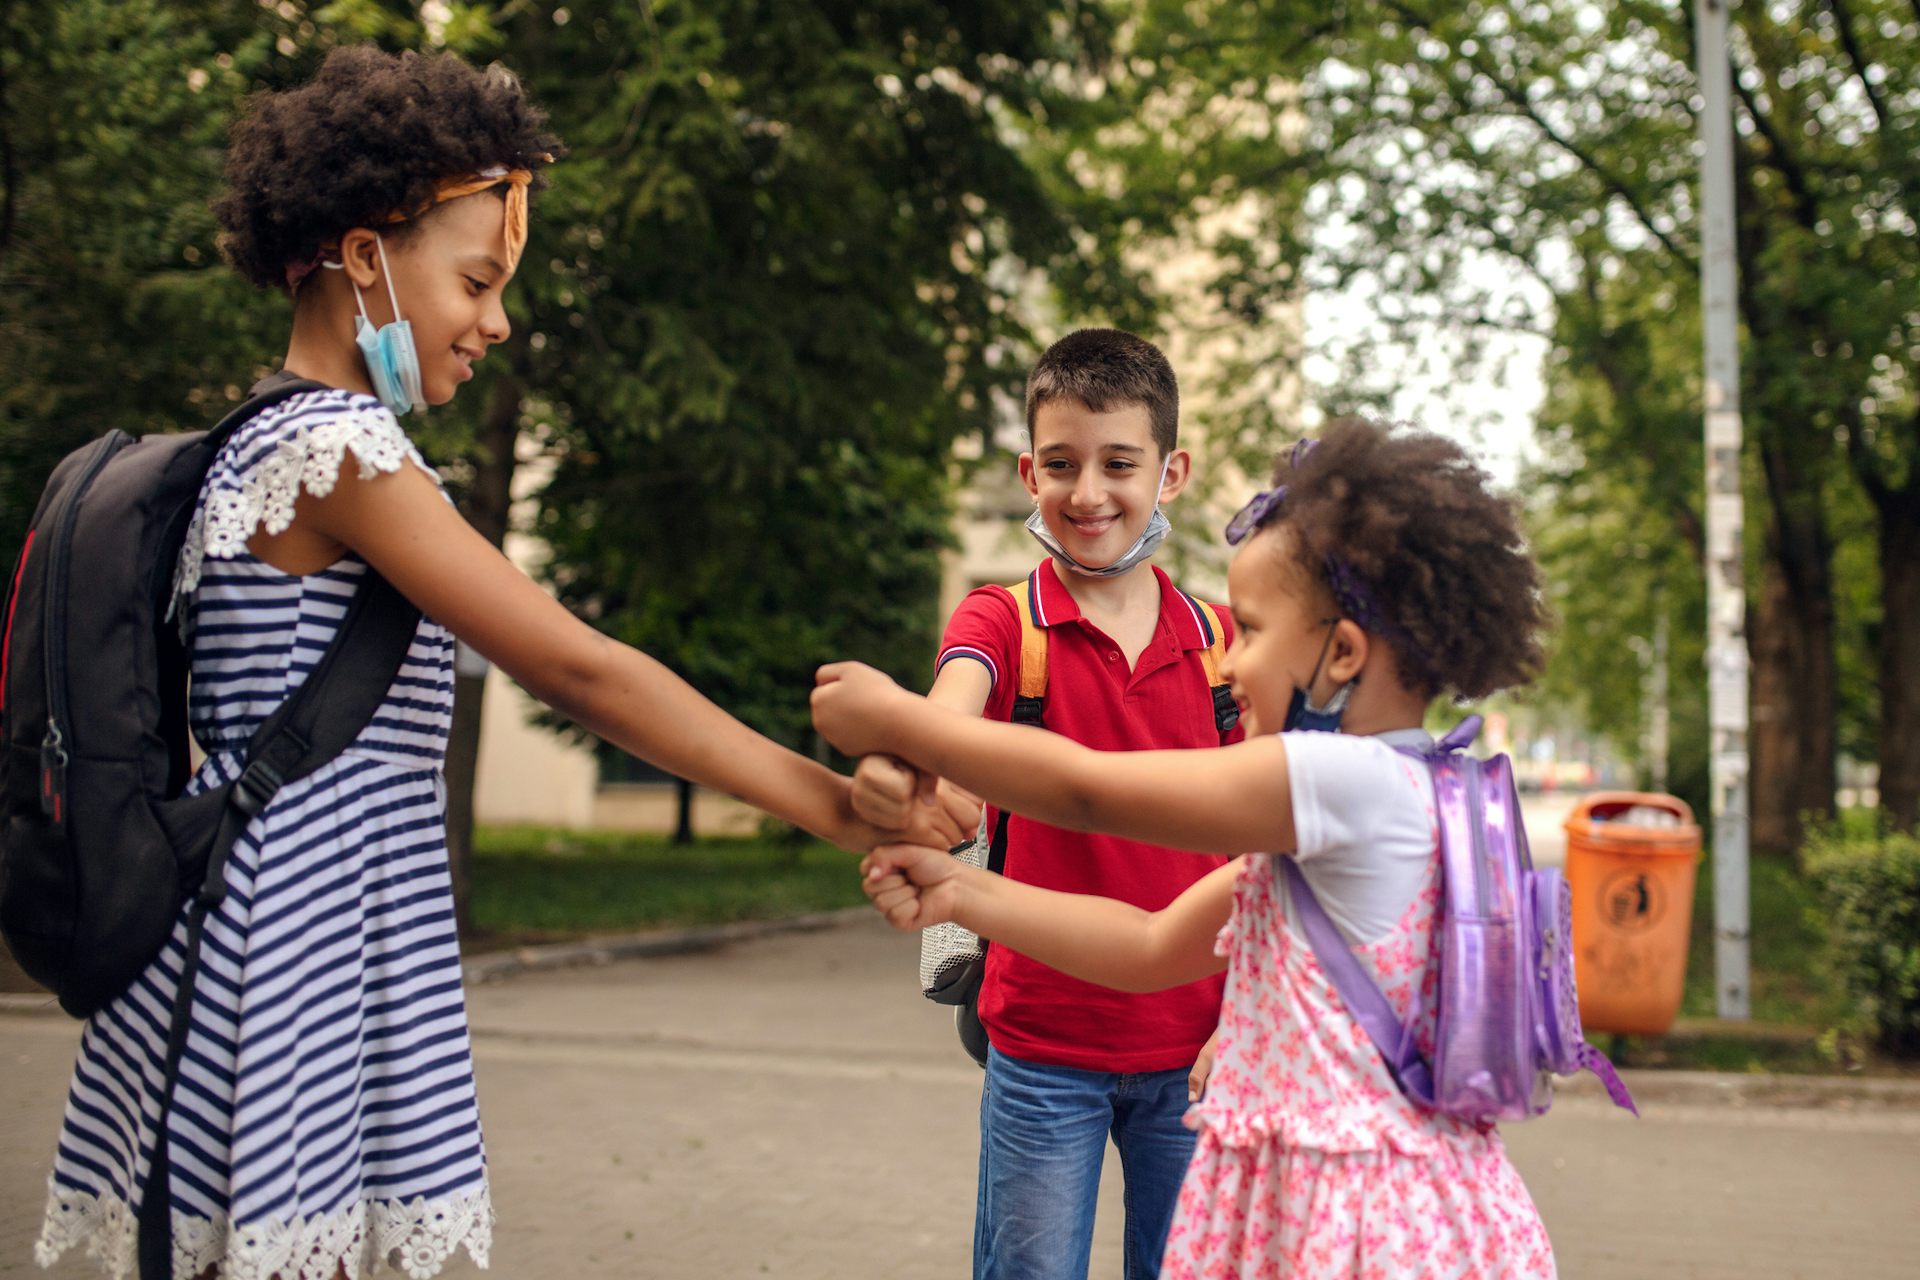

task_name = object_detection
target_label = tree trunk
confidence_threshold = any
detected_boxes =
[1748,505,1838,860]
[443,374,523,934]
[1878,493,1920,830]
[674,777,696,845]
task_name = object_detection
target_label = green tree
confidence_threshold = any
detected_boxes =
[1081,0,1918,850]
[492,2,1133,770]
[0,0,287,555]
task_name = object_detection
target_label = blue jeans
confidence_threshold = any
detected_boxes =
[975,1045,1197,1280]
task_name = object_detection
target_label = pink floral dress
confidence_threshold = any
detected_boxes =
[1164,774,1555,1279]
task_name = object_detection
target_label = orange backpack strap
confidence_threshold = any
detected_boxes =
[1179,591,1240,738]
[1006,571,1048,724]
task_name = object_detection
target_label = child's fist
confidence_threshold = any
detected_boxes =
[852,755,920,830]
[859,843,964,930]
[811,661,906,758]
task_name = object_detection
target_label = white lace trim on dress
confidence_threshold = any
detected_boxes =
[169,403,433,622]
[37,1177,493,1280]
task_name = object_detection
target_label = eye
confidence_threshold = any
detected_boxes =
[1107,459,1138,471]
[465,276,490,294]
[1043,459,1072,471]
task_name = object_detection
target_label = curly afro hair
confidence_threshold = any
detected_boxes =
[214,45,563,291]
[1253,417,1550,703]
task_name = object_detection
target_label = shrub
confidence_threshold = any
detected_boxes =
[1805,827,1920,1058]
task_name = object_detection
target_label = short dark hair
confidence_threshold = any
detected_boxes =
[1256,417,1550,701]
[1025,328,1179,455]
[214,46,563,292]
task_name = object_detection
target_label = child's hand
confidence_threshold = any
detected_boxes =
[811,662,910,758]
[852,755,921,830]
[1188,1028,1221,1102]
[860,843,964,930]
[853,756,983,845]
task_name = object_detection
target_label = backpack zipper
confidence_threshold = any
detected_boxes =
[40,431,131,828]
[1,529,36,729]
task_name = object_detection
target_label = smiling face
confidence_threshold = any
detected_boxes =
[1220,524,1344,738]
[342,192,517,406]
[1019,398,1187,571]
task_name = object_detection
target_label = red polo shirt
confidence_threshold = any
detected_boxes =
[936,558,1239,1073]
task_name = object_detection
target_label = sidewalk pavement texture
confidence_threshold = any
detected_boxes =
[7,908,1920,1280]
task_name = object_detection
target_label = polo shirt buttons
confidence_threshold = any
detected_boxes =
[1106,651,1120,662]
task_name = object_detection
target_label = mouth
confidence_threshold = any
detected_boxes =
[1063,513,1119,538]
[452,347,481,381]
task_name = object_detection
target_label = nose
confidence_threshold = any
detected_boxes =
[480,292,511,345]
[1071,467,1104,511]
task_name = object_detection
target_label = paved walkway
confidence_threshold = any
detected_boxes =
[7,908,1920,1279]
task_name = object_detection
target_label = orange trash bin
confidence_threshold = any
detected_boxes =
[1562,792,1702,1036]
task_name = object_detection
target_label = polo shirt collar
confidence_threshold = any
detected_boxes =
[1029,559,1218,651]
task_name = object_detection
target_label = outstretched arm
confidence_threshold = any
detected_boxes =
[864,843,1238,993]
[297,459,941,851]
[815,662,1296,856]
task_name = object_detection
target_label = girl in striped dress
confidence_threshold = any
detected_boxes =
[35,46,948,1280]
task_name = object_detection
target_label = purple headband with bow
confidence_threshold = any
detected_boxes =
[1224,439,1399,638]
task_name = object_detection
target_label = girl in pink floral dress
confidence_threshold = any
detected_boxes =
[814,417,1563,1278]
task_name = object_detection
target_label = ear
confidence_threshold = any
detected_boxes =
[1157,448,1193,503]
[1017,452,1040,503]
[338,228,384,291]
[1323,617,1370,689]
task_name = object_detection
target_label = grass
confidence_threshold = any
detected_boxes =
[1678,853,1846,1027]
[466,825,869,949]
[1598,848,1920,1076]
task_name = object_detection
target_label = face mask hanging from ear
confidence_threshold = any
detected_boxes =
[325,235,425,416]
[1026,455,1174,579]
[1283,618,1358,733]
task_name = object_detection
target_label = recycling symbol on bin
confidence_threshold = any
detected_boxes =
[1598,869,1666,931]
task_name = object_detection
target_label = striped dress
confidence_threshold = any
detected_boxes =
[35,390,491,1280]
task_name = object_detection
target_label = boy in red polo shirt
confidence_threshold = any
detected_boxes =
[853,328,1238,1280]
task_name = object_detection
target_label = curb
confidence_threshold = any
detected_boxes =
[460,905,876,985]
[0,992,63,1017]
[0,909,878,1016]
[1558,1067,1920,1111]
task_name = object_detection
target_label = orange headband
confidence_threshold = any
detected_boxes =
[285,162,541,288]
[403,165,536,269]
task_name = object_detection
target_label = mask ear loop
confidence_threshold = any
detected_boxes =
[319,257,375,328]
[374,234,405,325]
[1300,616,1355,714]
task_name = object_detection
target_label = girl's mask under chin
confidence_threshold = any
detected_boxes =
[1026,455,1174,578]
[324,236,426,416]
[1282,620,1356,733]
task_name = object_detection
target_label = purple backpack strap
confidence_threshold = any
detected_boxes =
[1278,857,1435,1109]
[1577,1042,1639,1114]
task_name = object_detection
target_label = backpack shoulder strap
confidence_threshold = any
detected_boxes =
[1278,856,1435,1108]
[1179,591,1240,738]
[205,373,331,450]
[1005,570,1047,726]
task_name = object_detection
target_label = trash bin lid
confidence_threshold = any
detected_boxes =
[1563,791,1700,850]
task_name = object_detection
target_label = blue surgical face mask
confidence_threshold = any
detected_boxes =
[1283,619,1357,733]
[1026,455,1173,579]
[326,236,425,416]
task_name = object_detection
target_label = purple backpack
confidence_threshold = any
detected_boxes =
[1281,718,1638,1124]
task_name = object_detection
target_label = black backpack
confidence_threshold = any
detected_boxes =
[0,374,422,1276]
